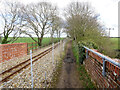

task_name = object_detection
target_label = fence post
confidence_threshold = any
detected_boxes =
[63,41,65,51]
[27,43,29,55]
[35,42,37,50]
[52,43,54,64]
[45,71,47,88]
[59,41,60,54]
[30,50,34,88]
[60,40,62,50]
[102,58,106,76]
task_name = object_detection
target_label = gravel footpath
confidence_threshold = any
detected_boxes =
[0,41,65,88]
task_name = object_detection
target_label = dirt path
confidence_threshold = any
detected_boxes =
[56,41,82,88]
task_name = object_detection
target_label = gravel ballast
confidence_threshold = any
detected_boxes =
[0,41,65,88]
[0,44,55,73]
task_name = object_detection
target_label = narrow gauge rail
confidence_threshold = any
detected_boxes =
[0,43,59,84]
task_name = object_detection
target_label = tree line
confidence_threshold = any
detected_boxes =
[0,1,62,46]
[0,1,118,58]
[64,2,118,58]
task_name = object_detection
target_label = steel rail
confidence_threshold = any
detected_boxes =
[0,43,59,84]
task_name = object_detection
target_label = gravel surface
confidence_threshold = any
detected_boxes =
[0,41,65,88]
[0,44,54,73]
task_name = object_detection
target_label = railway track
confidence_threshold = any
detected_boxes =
[0,43,59,84]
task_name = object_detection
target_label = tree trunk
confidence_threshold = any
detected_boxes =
[38,33,44,46]
[58,31,60,38]
[39,38,42,46]
[2,37,8,44]
[37,36,41,46]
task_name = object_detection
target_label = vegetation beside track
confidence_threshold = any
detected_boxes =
[72,41,96,88]
[49,40,68,88]
[49,52,65,88]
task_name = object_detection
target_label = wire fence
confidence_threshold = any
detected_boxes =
[27,39,62,55]
[27,42,38,54]
[0,40,66,88]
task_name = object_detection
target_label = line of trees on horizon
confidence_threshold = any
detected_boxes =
[0,1,118,58]
[64,2,119,58]
[0,1,64,46]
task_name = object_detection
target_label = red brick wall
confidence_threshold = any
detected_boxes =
[0,43,27,63]
[0,46,2,62]
[84,49,120,88]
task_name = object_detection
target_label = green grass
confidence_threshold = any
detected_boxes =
[72,42,79,64]
[110,38,119,49]
[2,37,63,46]
[50,52,65,88]
[77,65,95,88]
[72,41,96,88]
[49,41,68,88]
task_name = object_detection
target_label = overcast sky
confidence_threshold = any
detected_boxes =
[0,0,119,37]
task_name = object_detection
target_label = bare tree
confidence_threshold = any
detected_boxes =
[55,18,63,38]
[22,2,58,46]
[0,1,24,44]
[50,16,62,42]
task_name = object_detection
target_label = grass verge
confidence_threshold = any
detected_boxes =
[49,41,68,88]
[49,52,65,88]
[77,65,95,88]
[72,41,96,88]
[72,42,79,64]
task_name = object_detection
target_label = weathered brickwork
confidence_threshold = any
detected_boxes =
[0,46,2,62]
[84,49,120,88]
[0,43,27,63]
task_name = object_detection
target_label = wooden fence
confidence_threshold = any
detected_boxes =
[27,42,38,54]
[27,40,61,54]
